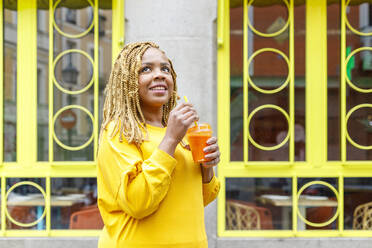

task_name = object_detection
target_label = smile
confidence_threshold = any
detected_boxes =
[149,85,167,91]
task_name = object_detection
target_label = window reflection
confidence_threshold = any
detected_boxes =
[345,178,372,230]
[3,178,99,230]
[328,2,372,160]
[226,178,292,230]
[37,4,112,161]
[6,178,46,230]
[51,178,99,229]
[297,178,338,230]
[229,2,306,162]
[3,5,17,162]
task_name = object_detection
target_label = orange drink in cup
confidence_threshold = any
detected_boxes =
[186,123,212,163]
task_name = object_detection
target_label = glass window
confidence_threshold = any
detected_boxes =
[297,178,338,230]
[221,0,372,236]
[37,2,112,162]
[229,1,305,162]
[344,1,372,160]
[226,178,292,230]
[51,178,99,229]
[3,4,17,162]
[6,178,46,230]
[328,2,372,161]
[0,0,118,236]
[66,9,77,24]
[344,178,372,230]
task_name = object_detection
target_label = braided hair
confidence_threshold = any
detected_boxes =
[99,42,178,146]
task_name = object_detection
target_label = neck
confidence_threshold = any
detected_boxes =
[141,105,164,127]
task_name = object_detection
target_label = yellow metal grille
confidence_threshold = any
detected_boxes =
[0,0,124,237]
[217,0,372,237]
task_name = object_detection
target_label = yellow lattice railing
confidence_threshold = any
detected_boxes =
[217,0,372,237]
[0,0,124,237]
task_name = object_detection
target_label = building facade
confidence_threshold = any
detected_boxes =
[1,0,372,247]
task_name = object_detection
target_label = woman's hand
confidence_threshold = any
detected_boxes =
[159,103,198,156]
[165,103,198,143]
[203,137,220,168]
[200,136,220,183]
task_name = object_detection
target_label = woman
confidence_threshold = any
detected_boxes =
[97,41,220,248]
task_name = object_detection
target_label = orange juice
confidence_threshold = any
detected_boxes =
[186,123,212,163]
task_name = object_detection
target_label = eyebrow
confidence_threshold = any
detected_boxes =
[141,62,171,66]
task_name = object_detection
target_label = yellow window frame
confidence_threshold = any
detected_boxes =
[217,0,372,237]
[0,0,124,237]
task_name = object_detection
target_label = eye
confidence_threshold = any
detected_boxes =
[140,66,151,73]
[161,66,170,73]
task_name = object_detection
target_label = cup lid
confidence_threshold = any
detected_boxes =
[187,123,211,133]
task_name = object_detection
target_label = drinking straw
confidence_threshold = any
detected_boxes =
[183,96,198,127]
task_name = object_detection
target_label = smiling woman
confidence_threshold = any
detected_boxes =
[97,42,220,248]
[138,48,175,124]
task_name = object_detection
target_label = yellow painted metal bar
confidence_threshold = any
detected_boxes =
[243,0,248,163]
[112,0,125,63]
[1,176,5,233]
[220,230,344,238]
[338,174,344,233]
[0,0,3,165]
[292,175,298,233]
[341,231,372,237]
[222,165,372,178]
[220,230,294,237]
[217,0,230,237]
[289,0,295,163]
[94,0,99,160]
[3,162,372,179]
[46,176,51,234]
[48,0,54,162]
[3,230,49,237]
[219,230,365,238]
[306,0,328,167]
[217,169,226,237]
[3,230,101,237]
[217,0,224,48]
[37,161,96,166]
[217,0,230,170]
[0,167,97,177]
[202,229,372,238]
[294,231,341,237]
[340,0,346,162]
[17,0,37,165]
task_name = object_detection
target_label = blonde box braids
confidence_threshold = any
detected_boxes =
[99,41,178,147]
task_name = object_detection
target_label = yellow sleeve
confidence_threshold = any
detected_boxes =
[202,175,220,206]
[97,128,177,220]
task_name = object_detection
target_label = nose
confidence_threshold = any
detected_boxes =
[153,68,166,80]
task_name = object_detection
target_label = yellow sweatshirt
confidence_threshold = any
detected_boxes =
[97,122,220,248]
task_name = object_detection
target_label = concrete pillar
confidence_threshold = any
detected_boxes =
[125,0,218,132]
[125,1,218,246]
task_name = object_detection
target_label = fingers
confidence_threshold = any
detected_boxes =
[177,105,197,116]
[203,143,218,154]
[204,150,220,162]
[206,137,217,145]
[174,105,198,126]
[170,103,198,124]
[201,156,220,168]
[203,138,220,165]
[173,102,193,112]
[183,111,199,123]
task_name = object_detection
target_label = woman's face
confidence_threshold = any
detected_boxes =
[138,47,174,109]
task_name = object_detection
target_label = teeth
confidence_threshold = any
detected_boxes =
[151,86,166,90]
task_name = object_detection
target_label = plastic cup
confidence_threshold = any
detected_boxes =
[186,123,212,163]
